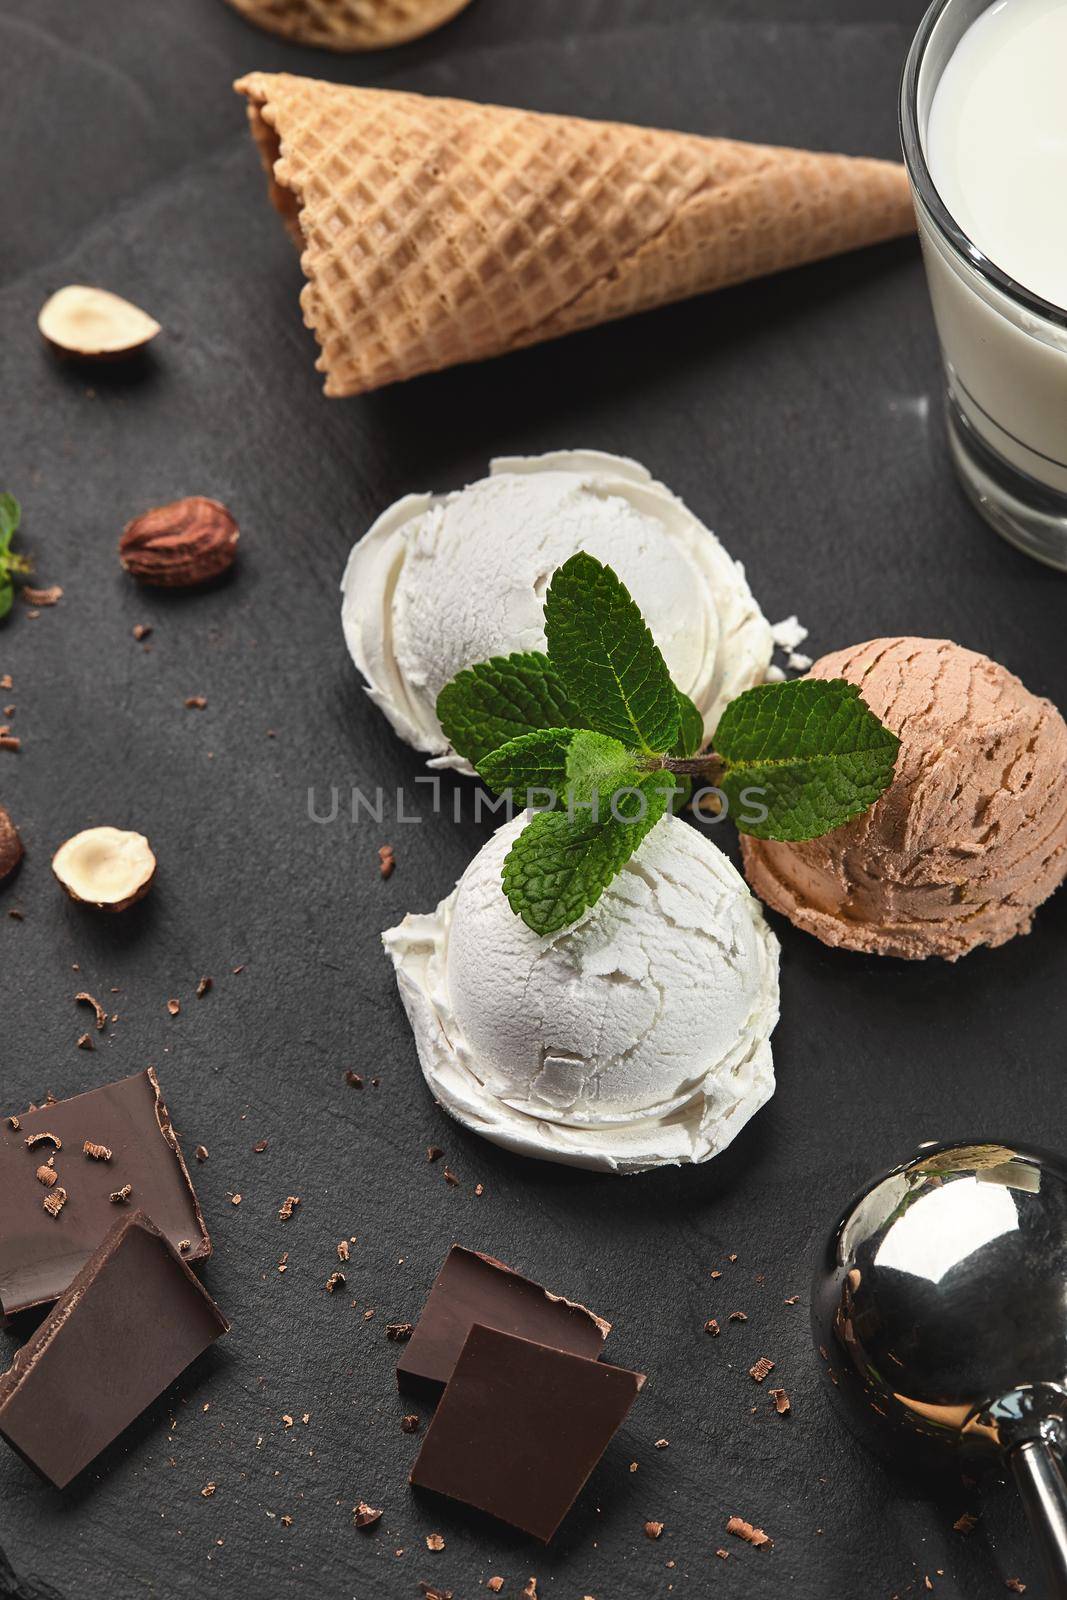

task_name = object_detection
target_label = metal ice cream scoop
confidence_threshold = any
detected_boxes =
[812,1140,1067,1595]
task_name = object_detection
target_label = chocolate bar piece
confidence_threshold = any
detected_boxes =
[0,1069,209,1318]
[397,1245,611,1395]
[410,1323,645,1541]
[0,1212,228,1488]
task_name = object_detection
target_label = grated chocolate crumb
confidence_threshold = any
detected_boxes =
[726,1516,772,1549]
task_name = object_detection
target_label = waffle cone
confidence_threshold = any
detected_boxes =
[235,73,915,397]
[223,0,472,51]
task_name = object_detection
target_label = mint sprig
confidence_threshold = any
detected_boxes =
[437,552,900,936]
[0,494,31,623]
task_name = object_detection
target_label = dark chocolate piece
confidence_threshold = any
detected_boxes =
[410,1324,645,1541]
[397,1245,610,1396]
[0,1211,228,1487]
[0,1069,209,1318]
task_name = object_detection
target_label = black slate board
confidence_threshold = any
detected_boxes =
[1,1,1062,1596]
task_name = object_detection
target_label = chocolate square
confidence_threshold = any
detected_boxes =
[410,1323,645,1541]
[0,1212,228,1488]
[0,1068,209,1318]
[397,1245,611,1395]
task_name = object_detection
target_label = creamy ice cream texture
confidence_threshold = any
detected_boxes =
[342,450,772,771]
[384,812,780,1173]
[741,637,1067,960]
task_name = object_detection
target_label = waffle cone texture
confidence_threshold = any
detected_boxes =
[223,0,473,51]
[235,73,915,397]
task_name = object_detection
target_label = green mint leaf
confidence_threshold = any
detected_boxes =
[714,677,900,841]
[479,728,579,808]
[564,730,644,803]
[0,494,20,559]
[0,576,11,622]
[501,773,671,935]
[436,652,580,768]
[544,552,680,756]
[672,689,704,758]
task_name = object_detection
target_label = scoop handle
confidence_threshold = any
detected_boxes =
[1011,1438,1067,1596]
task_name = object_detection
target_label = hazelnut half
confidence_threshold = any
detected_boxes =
[120,498,239,588]
[52,827,156,912]
[38,286,161,359]
[0,806,23,884]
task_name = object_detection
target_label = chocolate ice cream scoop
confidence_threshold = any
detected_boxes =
[740,637,1067,959]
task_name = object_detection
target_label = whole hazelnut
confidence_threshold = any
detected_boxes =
[0,806,23,884]
[119,497,239,588]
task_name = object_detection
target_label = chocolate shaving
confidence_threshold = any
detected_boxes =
[769,1388,791,1415]
[25,1131,62,1151]
[166,999,180,1017]
[953,1512,978,1534]
[184,696,207,711]
[654,1438,669,1449]
[201,1482,217,1498]
[83,1141,112,1161]
[522,1582,537,1600]
[378,844,395,878]
[425,1533,445,1551]
[325,1272,346,1294]
[419,1587,452,1600]
[278,1195,300,1220]
[400,1414,420,1434]
[43,1187,67,1218]
[352,1501,382,1529]
[1005,1580,1026,1593]
[76,1033,94,1052]
[178,1239,192,1253]
[337,1239,350,1261]
[644,1520,664,1539]
[75,992,108,1031]
[487,1581,504,1595]
[427,1146,444,1163]
[386,1322,414,1341]
[784,1294,800,1306]
[704,1318,720,1337]
[728,1310,748,1323]
[194,1145,209,1162]
[22,585,62,606]
[726,1516,772,1549]
[345,1071,363,1089]
[110,1184,133,1204]
[442,1167,459,1187]
[196,976,212,998]
[35,1164,58,1187]
[253,1139,268,1153]
[7,1116,19,1131]
[749,1357,775,1383]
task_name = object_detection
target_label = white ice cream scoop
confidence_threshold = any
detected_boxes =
[383,812,780,1173]
[343,450,773,772]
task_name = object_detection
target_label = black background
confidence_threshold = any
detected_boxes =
[1,1,1064,1596]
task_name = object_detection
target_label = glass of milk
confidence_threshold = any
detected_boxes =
[901,0,1067,570]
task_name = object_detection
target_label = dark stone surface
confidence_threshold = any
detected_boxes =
[0,0,1062,1595]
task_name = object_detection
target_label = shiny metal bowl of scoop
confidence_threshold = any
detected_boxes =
[813,1140,1067,1591]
